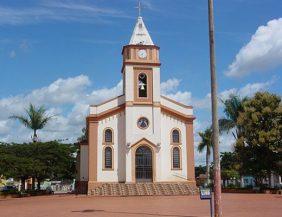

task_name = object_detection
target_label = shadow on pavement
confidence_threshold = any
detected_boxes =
[72,209,200,217]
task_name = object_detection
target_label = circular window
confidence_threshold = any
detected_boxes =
[137,117,149,129]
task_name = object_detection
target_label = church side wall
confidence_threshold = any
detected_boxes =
[97,111,126,182]
[160,113,188,181]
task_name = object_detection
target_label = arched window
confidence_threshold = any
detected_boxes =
[138,73,147,97]
[104,129,113,143]
[172,147,180,169]
[104,147,113,169]
[172,129,180,143]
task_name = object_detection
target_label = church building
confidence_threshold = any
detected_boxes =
[77,15,196,195]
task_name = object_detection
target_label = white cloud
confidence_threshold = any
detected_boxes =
[193,79,274,109]
[225,18,282,77]
[237,79,275,97]
[0,75,122,143]
[87,80,123,104]
[9,50,16,58]
[0,120,10,135]
[161,77,274,110]
[160,78,180,94]
[160,78,192,105]
[166,91,192,105]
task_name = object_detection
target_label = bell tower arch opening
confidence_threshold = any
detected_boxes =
[138,73,147,97]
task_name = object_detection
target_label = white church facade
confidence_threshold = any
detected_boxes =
[77,16,196,194]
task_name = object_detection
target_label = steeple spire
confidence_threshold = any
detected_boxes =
[129,2,154,45]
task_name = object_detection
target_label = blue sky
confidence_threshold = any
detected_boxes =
[0,0,281,165]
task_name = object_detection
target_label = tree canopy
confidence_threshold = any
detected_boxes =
[219,94,246,139]
[0,141,77,190]
[10,104,53,142]
[234,92,282,184]
[220,152,240,182]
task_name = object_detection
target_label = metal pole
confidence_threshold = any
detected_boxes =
[210,197,213,217]
[207,0,223,216]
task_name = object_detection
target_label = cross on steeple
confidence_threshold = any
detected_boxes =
[135,1,143,17]
[129,1,154,45]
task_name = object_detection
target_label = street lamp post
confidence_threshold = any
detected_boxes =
[207,0,223,216]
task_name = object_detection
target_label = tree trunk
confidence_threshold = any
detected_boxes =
[206,150,210,184]
[208,0,223,216]
[33,129,37,142]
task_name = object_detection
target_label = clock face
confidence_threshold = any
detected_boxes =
[137,117,149,129]
[138,49,147,59]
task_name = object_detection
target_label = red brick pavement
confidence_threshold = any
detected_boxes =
[0,193,281,217]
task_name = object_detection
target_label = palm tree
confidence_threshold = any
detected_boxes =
[198,127,213,184]
[219,94,246,139]
[10,104,53,142]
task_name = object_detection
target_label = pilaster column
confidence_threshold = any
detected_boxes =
[185,121,195,182]
[87,117,98,193]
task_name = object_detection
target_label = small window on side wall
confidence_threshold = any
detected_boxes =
[104,147,112,169]
[138,73,147,97]
[172,147,180,169]
[172,129,180,143]
[105,129,113,143]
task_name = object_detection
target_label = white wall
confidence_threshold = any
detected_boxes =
[97,111,126,182]
[159,113,188,181]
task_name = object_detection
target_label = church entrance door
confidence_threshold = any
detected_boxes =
[135,146,152,182]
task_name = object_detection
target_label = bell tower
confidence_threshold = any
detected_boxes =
[122,16,161,105]
[122,14,162,182]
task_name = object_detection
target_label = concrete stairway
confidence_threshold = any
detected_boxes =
[90,182,198,196]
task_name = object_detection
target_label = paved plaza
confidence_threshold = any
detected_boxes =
[0,193,281,217]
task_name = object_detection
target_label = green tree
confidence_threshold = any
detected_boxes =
[195,165,206,178]
[198,127,213,184]
[219,95,246,139]
[0,143,34,190]
[28,141,77,189]
[220,152,240,187]
[0,142,77,191]
[235,92,282,186]
[10,104,53,142]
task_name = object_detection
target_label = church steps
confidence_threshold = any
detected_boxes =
[90,182,198,196]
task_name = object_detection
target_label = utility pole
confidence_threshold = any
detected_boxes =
[207,0,223,216]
